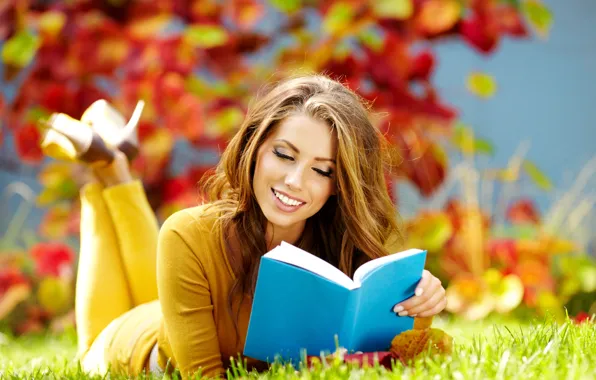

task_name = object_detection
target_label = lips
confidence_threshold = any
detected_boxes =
[271,188,306,208]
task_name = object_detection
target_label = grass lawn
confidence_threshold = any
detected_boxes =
[1,316,594,379]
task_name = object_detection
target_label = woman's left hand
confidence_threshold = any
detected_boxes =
[393,270,446,318]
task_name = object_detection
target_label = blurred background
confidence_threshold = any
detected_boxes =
[0,0,594,335]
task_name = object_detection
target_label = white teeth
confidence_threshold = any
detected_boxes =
[274,190,303,207]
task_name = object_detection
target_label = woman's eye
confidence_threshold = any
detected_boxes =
[273,149,294,161]
[313,168,333,178]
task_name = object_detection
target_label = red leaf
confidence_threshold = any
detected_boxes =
[409,50,435,81]
[573,311,593,324]
[507,199,540,225]
[487,239,518,269]
[0,267,29,298]
[30,242,75,278]
[39,83,71,114]
[15,123,44,164]
[391,127,446,197]
[460,15,499,54]
[162,176,194,203]
[495,5,529,37]
[364,32,409,89]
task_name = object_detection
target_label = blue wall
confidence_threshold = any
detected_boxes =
[398,0,596,219]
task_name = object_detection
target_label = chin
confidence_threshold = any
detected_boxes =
[263,209,303,229]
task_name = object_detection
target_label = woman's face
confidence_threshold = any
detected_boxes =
[253,113,337,234]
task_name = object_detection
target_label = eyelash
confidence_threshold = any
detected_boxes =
[273,149,333,178]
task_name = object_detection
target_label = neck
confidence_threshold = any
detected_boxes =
[265,221,305,251]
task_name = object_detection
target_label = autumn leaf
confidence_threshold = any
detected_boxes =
[407,212,453,252]
[390,328,453,363]
[37,277,72,315]
[15,123,44,164]
[36,163,79,205]
[184,24,229,48]
[466,72,497,99]
[483,269,524,313]
[521,0,553,39]
[413,316,433,330]
[416,0,461,36]
[322,2,355,36]
[37,10,67,41]
[1,30,40,68]
[39,204,72,239]
[270,0,302,13]
[451,123,495,155]
[357,28,384,52]
[522,159,553,190]
[372,0,413,20]
[226,0,265,30]
[128,14,172,39]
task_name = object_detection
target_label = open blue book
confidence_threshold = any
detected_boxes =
[243,242,427,363]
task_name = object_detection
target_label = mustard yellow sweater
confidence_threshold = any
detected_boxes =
[79,180,403,379]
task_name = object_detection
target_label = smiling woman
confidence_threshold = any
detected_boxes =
[37,74,447,379]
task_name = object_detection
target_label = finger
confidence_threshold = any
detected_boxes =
[393,275,439,315]
[407,287,445,316]
[417,296,447,318]
[415,270,432,297]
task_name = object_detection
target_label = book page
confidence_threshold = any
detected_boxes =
[264,242,356,290]
[353,248,424,286]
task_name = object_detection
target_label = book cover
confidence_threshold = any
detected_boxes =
[243,242,427,363]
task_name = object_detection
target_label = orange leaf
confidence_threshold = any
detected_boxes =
[37,10,67,41]
[390,328,453,363]
[39,204,71,239]
[226,0,265,30]
[128,13,172,39]
[413,316,433,330]
[416,0,461,36]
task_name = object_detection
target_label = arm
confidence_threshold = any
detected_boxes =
[156,212,224,379]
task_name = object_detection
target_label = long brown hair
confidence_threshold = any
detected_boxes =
[200,74,404,332]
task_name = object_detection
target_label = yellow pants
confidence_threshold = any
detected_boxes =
[75,180,161,375]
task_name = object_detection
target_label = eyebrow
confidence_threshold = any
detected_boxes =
[275,139,336,163]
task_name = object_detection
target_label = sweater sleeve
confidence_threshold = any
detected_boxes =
[156,210,225,379]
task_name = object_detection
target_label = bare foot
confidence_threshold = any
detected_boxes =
[91,151,133,187]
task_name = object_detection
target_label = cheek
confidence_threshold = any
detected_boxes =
[255,154,280,182]
[308,179,334,203]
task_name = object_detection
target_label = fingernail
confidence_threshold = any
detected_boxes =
[415,288,424,297]
[398,311,408,317]
[393,305,404,313]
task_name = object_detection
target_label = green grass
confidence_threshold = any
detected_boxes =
[1,316,594,379]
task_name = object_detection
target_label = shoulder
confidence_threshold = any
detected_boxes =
[158,203,225,261]
[160,203,221,235]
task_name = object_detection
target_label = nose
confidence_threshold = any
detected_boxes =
[284,166,304,191]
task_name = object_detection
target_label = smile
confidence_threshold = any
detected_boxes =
[271,188,305,207]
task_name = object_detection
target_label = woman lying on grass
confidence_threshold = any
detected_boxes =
[40,75,447,379]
